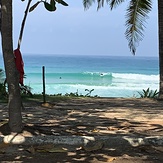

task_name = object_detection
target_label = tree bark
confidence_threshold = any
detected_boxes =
[1,0,22,132]
[158,0,163,99]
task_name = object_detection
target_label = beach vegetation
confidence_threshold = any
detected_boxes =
[21,92,98,104]
[0,69,7,100]
[85,89,94,97]
[0,83,7,99]
[23,89,98,101]
[0,68,33,99]
[138,88,159,98]
[65,89,81,97]
[20,85,33,97]
[56,89,98,97]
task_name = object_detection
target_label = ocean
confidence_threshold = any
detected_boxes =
[0,54,159,97]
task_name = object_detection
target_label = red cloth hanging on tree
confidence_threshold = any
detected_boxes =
[14,49,24,85]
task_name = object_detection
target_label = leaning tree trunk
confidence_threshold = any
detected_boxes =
[158,0,163,99]
[1,0,22,132]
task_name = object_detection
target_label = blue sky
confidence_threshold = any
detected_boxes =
[13,0,158,57]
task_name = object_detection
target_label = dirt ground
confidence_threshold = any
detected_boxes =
[0,97,163,163]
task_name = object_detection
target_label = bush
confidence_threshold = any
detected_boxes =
[20,84,33,97]
[0,69,7,99]
[138,88,159,98]
[0,82,7,99]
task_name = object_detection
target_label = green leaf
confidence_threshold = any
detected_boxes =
[109,0,125,10]
[44,1,56,11]
[83,0,95,10]
[29,1,41,12]
[50,0,56,10]
[125,0,152,54]
[56,0,68,6]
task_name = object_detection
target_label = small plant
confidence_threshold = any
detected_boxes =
[20,84,33,97]
[0,69,7,99]
[85,89,94,97]
[53,89,97,97]
[0,83,7,99]
[138,88,159,98]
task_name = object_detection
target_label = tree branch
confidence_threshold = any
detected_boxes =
[17,0,32,49]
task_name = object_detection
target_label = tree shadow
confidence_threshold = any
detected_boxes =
[0,97,163,162]
[0,122,10,135]
[0,141,162,163]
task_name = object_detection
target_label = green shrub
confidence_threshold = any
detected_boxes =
[54,89,98,97]
[138,88,159,98]
[20,84,33,97]
[0,83,7,99]
[85,89,94,97]
[0,69,7,99]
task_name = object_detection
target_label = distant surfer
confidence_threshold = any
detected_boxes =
[100,73,104,76]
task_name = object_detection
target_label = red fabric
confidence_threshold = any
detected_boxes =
[14,49,24,85]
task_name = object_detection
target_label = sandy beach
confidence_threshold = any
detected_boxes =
[0,97,163,162]
[0,97,163,137]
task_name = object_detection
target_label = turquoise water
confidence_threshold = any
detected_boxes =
[0,54,159,97]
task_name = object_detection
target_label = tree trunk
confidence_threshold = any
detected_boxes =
[1,0,22,132]
[158,0,163,99]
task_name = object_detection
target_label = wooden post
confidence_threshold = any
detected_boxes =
[42,66,46,103]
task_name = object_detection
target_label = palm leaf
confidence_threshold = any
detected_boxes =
[125,0,152,54]
[83,0,95,10]
[97,0,105,10]
[29,1,41,12]
[152,89,159,98]
[55,0,68,6]
[108,0,125,10]
[148,90,153,98]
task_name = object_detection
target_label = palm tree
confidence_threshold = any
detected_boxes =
[158,0,163,99]
[1,0,23,132]
[83,0,163,99]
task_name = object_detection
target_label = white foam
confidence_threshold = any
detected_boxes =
[112,73,159,81]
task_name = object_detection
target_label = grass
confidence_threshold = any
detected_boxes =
[0,91,97,105]
[21,93,97,105]
[22,94,72,103]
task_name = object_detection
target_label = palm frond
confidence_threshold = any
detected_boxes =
[125,0,152,54]
[97,0,105,10]
[108,0,125,10]
[83,0,95,10]
[97,0,125,10]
